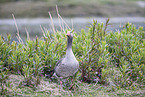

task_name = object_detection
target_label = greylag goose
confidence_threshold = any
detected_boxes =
[54,31,79,79]
[46,31,79,88]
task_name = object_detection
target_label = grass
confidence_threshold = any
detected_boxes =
[7,75,67,96]
[5,74,145,96]
[0,0,144,18]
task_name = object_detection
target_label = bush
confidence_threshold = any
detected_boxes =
[0,20,144,90]
[106,23,145,88]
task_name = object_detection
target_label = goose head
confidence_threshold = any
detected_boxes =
[66,31,73,39]
[66,31,73,49]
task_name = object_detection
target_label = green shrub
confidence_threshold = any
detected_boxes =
[0,20,144,90]
[106,23,145,87]
[74,20,110,84]
[0,60,10,95]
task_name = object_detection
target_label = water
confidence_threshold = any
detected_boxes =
[0,17,145,40]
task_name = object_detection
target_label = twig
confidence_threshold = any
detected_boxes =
[25,27,30,41]
[56,5,64,32]
[56,5,71,30]
[49,12,56,33]
[44,27,52,41]
[49,12,58,41]
[12,14,24,44]
[40,25,46,37]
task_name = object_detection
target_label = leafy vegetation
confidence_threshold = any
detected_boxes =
[0,19,145,96]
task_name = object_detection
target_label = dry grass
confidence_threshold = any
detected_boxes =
[3,74,144,96]
[7,74,73,96]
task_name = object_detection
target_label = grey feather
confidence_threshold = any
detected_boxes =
[53,31,79,78]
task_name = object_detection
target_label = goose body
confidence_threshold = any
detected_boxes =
[54,31,79,78]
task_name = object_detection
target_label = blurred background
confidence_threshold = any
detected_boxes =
[0,0,145,39]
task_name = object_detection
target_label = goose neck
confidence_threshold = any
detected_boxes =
[67,37,73,50]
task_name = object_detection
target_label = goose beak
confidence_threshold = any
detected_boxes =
[66,31,71,36]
